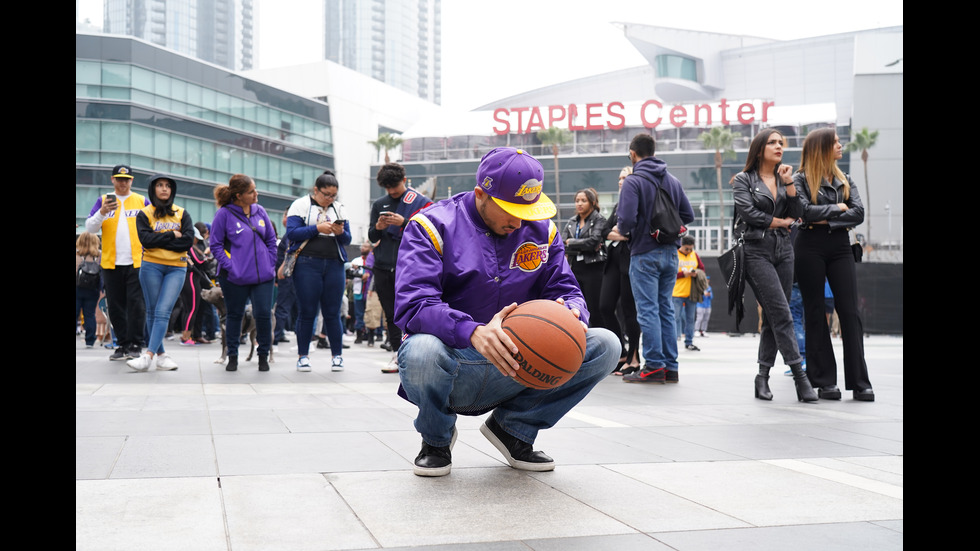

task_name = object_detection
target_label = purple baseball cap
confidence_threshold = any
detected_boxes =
[475,147,556,221]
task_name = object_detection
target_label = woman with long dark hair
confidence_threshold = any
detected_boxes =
[732,129,816,402]
[285,170,352,372]
[794,128,873,401]
[600,167,642,375]
[127,175,194,372]
[562,187,607,327]
[210,174,278,372]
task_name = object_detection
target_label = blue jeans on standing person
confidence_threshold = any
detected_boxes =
[139,261,187,356]
[274,275,297,342]
[292,255,346,358]
[628,246,679,372]
[397,328,619,447]
[218,277,274,358]
[672,296,697,347]
[790,282,806,365]
[76,286,100,346]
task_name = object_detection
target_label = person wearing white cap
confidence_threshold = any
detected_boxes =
[392,147,619,477]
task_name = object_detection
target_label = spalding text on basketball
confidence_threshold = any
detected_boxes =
[514,351,563,386]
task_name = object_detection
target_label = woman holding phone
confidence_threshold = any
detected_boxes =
[732,129,816,402]
[210,174,278,372]
[794,128,873,401]
[285,170,352,372]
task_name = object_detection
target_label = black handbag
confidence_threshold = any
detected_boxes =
[718,211,747,332]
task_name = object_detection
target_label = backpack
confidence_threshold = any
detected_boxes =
[634,173,687,244]
[77,256,101,290]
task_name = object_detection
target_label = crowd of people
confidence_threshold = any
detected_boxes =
[78,128,874,477]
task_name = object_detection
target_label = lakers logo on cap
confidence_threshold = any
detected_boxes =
[509,241,549,272]
[480,176,493,191]
[513,179,542,202]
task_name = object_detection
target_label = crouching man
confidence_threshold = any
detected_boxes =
[393,147,619,476]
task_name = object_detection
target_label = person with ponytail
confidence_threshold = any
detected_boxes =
[210,174,278,372]
[127,175,194,372]
[794,128,874,401]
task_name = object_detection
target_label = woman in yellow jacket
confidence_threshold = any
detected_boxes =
[127,174,194,372]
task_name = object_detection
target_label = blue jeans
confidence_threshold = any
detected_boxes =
[672,296,697,346]
[274,276,297,341]
[292,255,345,357]
[790,282,805,364]
[398,328,619,447]
[628,247,679,371]
[76,286,100,346]
[219,277,274,358]
[139,261,187,356]
[353,294,366,331]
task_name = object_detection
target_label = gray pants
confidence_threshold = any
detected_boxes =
[743,232,801,367]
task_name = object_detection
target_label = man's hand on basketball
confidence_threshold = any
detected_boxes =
[555,297,589,331]
[471,302,520,377]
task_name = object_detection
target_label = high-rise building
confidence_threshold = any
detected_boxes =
[104,0,254,71]
[324,0,441,104]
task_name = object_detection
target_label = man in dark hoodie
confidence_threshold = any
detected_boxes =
[615,133,696,384]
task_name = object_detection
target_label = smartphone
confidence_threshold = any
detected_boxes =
[379,211,392,217]
[106,193,116,204]
[334,219,347,225]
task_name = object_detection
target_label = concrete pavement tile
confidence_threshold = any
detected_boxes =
[76,394,147,411]
[770,423,903,455]
[76,410,214,437]
[213,432,410,475]
[328,469,633,548]
[574,427,742,462]
[92,383,205,396]
[208,409,291,434]
[275,407,431,433]
[204,393,339,410]
[650,521,904,551]
[527,465,749,532]
[220,474,377,551]
[606,461,903,526]
[645,424,886,460]
[524,533,675,550]
[111,435,218,478]
[76,436,126,480]
[76,478,227,551]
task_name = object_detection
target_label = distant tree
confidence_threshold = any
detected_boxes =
[537,126,573,219]
[698,127,740,251]
[368,133,404,164]
[844,127,879,244]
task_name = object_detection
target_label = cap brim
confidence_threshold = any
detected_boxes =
[113,174,134,179]
[491,193,557,221]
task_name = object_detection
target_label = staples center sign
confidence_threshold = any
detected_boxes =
[492,98,774,135]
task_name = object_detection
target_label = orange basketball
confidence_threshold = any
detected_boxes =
[501,299,587,389]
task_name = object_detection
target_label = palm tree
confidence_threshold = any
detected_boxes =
[697,127,740,251]
[367,133,404,164]
[536,126,573,219]
[844,127,879,245]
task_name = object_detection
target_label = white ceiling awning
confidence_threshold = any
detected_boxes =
[764,103,837,126]
[399,109,497,138]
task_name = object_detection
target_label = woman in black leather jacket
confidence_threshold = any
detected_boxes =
[794,128,874,401]
[562,188,607,328]
[732,129,816,402]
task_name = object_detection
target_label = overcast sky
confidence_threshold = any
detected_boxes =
[77,0,903,111]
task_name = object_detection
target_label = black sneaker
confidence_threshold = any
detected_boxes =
[258,355,270,372]
[480,417,555,471]
[623,366,666,384]
[665,370,679,383]
[126,346,142,359]
[414,427,457,477]
[109,347,127,361]
[316,337,329,349]
[685,344,701,351]
[226,356,238,372]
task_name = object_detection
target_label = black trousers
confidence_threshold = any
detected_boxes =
[744,233,801,368]
[101,264,145,351]
[794,228,872,391]
[599,247,640,362]
[571,260,606,328]
[373,268,402,352]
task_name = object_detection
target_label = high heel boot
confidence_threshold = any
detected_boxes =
[754,365,773,401]
[790,363,818,402]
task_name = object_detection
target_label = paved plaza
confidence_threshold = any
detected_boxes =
[76,330,903,551]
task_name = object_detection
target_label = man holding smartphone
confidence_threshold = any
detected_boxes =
[85,164,151,361]
[368,163,432,372]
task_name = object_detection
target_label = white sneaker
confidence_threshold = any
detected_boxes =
[331,356,344,372]
[127,353,153,372]
[296,356,311,372]
[382,355,399,373]
[155,354,179,371]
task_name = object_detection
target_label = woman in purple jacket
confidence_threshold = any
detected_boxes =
[210,174,278,372]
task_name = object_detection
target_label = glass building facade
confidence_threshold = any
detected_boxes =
[76,33,335,231]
